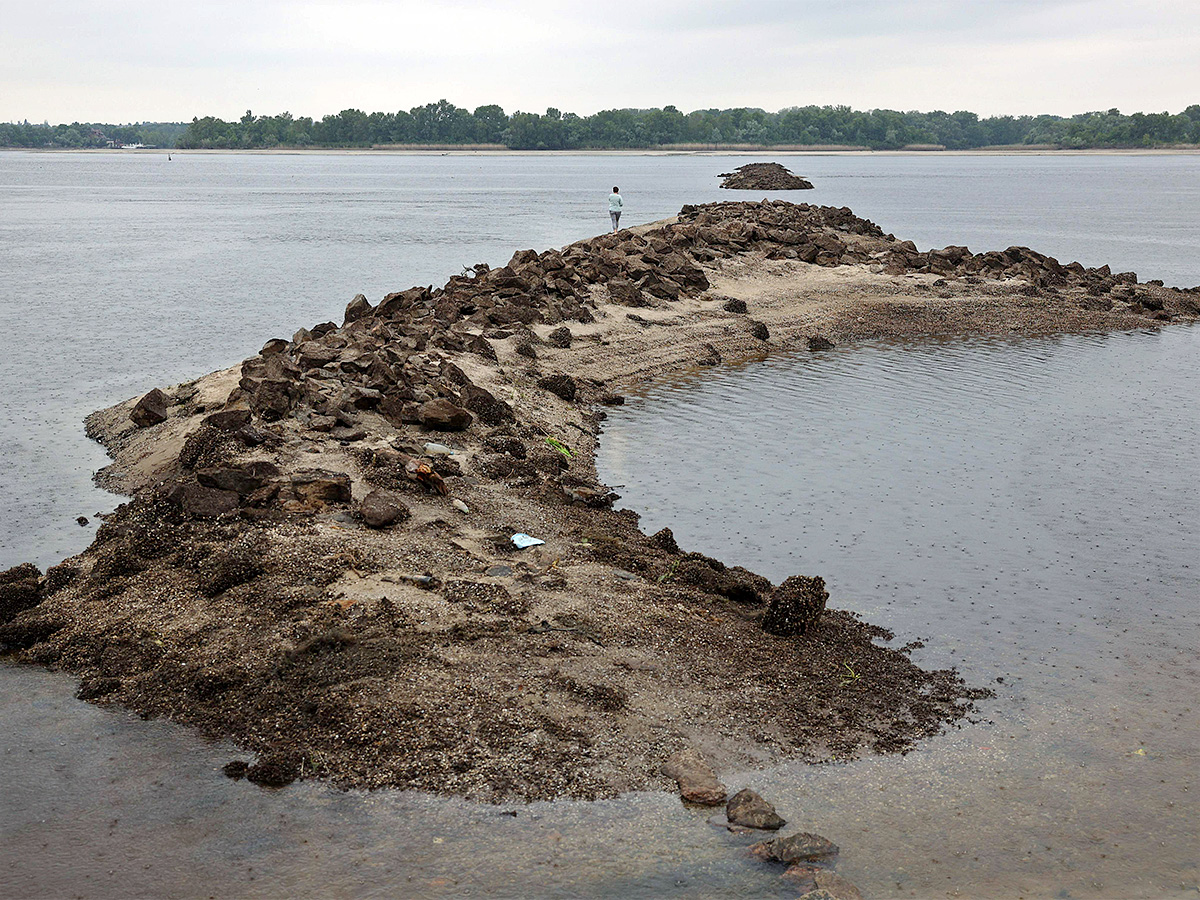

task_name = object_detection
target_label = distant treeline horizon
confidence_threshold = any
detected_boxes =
[4,101,1200,151]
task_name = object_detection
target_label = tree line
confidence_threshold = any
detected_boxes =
[4,103,1200,150]
[0,121,189,149]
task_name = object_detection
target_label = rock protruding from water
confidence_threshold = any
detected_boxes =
[762,575,829,636]
[719,163,814,191]
[661,748,727,805]
[726,788,787,830]
[750,830,840,864]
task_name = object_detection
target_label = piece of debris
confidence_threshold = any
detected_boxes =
[511,533,545,549]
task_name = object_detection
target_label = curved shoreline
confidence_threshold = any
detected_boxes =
[2,200,1195,801]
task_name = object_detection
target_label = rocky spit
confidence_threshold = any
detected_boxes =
[719,162,814,190]
[2,200,1196,809]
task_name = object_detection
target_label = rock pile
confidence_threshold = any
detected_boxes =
[719,162,814,191]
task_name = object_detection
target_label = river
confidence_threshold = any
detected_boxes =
[1,150,1198,898]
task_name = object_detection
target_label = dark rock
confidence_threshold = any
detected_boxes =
[0,563,42,624]
[359,489,411,529]
[130,389,169,427]
[808,335,836,351]
[662,748,727,805]
[726,788,786,830]
[697,343,722,366]
[76,516,88,526]
[722,297,748,313]
[344,293,373,324]
[762,575,829,636]
[459,383,515,426]
[649,527,681,555]
[196,461,281,497]
[168,483,240,519]
[419,398,473,431]
[607,278,647,306]
[750,831,840,864]
[246,751,302,788]
[222,760,250,780]
[514,340,538,360]
[547,326,573,348]
[260,338,289,356]
[281,470,353,506]
[749,320,770,340]
[197,545,263,596]
[42,562,79,594]
[538,374,577,402]
[202,408,252,432]
[600,393,625,405]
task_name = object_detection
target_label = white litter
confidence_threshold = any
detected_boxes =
[511,533,545,549]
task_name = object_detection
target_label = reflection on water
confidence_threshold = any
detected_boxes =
[3,328,1197,898]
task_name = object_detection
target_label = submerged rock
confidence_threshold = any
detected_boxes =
[726,788,786,830]
[751,831,840,864]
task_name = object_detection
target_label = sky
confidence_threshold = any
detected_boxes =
[2,0,1198,124]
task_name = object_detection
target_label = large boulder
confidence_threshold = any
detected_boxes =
[343,293,374,324]
[130,389,168,428]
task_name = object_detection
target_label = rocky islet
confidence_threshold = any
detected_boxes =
[1,199,1196,807]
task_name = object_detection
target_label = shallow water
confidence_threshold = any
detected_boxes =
[597,326,1200,898]
[2,152,1200,897]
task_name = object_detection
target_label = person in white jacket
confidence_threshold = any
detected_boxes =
[608,187,623,233]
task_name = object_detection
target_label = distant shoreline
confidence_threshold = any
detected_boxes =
[5,146,1200,157]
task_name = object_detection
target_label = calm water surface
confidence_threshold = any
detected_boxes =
[2,152,1199,898]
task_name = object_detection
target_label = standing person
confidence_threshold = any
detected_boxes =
[608,186,623,233]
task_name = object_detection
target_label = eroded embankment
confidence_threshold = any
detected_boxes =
[2,200,1195,801]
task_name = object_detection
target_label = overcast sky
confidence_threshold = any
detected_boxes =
[3,0,1197,124]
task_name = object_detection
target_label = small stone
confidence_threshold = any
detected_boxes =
[722,298,748,313]
[726,788,786,830]
[662,748,727,806]
[344,293,373,324]
[749,320,770,341]
[202,408,252,432]
[485,565,513,577]
[359,489,410,529]
[808,335,836,351]
[814,870,864,900]
[547,326,573,348]
[76,516,89,526]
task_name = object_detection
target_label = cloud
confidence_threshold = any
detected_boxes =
[1,0,1196,122]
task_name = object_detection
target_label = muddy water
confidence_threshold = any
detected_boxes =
[597,325,1200,898]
